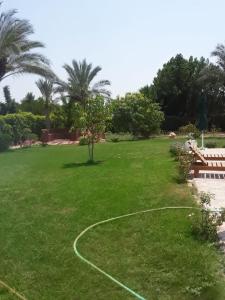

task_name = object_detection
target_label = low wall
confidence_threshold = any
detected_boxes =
[41,129,81,143]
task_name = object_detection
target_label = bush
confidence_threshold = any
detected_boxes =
[105,132,134,142]
[177,152,193,182]
[111,93,164,137]
[29,133,38,142]
[22,130,38,147]
[178,123,200,139]
[111,137,119,143]
[191,192,225,242]
[169,142,185,158]
[0,112,45,145]
[169,142,193,182]
[0,133,12,152]
[79,136,89,146]
[205,141,217,148]
[0,118,12,136]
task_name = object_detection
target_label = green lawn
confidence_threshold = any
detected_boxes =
[0,139,225,300]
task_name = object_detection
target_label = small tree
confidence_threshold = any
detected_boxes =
[74,96,108,162]
[111,93,164,137]
[36,79,54,129]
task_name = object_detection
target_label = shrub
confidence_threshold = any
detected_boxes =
[0,133,12,152]
[191,192,225,242]
[0,112,45,145]
[169,141,193,182]
[0,118,12,136]
[29,133,38,142]
[178,123,200,139]
[111,93,164,137]
[205,141,217,148]
[169,142,185,158]
[111,137,119,143]
[177,152,193,182]
[22,130,38,147]
[79,136,89,146]
[105,132,134,142]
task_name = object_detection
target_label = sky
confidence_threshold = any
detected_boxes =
[2,0,225,101]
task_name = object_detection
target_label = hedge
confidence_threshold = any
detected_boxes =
[0,112,45,145]
[0,133,12,152]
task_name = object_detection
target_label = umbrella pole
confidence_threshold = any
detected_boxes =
[201,130,204,150]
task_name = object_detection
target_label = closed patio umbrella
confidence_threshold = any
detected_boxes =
[197,91,208,149]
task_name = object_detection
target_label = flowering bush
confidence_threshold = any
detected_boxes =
[191,192,225,242]
[179,123,200,139]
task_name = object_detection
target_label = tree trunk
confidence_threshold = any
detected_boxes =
[91,138,94,162]
[45,106,51,130]
[88,142,91,162]
[87,137,94,162]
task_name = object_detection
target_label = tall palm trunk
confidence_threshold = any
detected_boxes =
[45,105,51,130]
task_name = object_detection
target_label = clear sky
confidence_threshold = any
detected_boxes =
[2,0,225,101]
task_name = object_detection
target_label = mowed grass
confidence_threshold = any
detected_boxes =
[0,139,225,300]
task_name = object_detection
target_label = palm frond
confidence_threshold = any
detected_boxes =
[211,43,225,71]
[92,80,111,89]
[60,59,110,106]
[0,5,52,82]
[88,65,101,84]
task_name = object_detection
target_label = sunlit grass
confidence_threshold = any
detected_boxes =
[0,139,224,299]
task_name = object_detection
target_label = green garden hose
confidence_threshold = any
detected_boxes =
[73,206,199,300]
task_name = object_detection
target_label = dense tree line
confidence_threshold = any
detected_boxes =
[1,1,225,154]
[140,49,225,131]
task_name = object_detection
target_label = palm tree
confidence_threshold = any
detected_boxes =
[36,79,54,129]
[0,4,54,82]
[199,44,225,90]
[198,43,225,112]
[56,59,111,108]
[211,43,225,72]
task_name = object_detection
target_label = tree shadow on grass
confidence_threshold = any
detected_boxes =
[63,160,104,169]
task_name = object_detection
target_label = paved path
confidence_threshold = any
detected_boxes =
[194,178,225,209]
[193,148,225,251]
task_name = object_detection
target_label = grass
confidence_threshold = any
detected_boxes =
[0,138,225,300]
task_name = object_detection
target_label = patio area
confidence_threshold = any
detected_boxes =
[193,148,225,251]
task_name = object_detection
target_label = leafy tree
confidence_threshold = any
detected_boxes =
[49,104,67,129]
[73,96,108,162]
[0,3,54,83]
[22,92,35,104]
[56,59,111,109]
[111,93,164,137]
[139,85,153,99]
[0,118,12,136]
[0,112,45,144]
[36,79,54,129]
[3,86,17,113]
[199,43,225,116]
[151,54,207,120]
[20,92,36,113]
[20,93,48,116]
[59,94,75,128]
